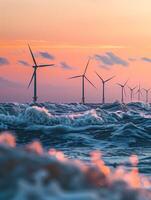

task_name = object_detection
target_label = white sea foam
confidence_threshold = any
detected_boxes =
[0,102,151,146]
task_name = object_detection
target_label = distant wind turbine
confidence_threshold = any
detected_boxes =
[95,72,115,104]
[27,44,54,103]
[136,83,142,101]
[143,88,151,103]
[69,58,95,104]
[117,80,128,103]
[128,86,137,102]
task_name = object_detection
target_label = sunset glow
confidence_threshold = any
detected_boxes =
[1,0,151,102]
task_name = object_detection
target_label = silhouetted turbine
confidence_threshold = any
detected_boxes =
[128,86,137,102]
[69,58,95,104]
[143,88,151,103]
[117,80,128,103]
[136,83,142,101]
[95,72,115,104]
[28,44,54,103]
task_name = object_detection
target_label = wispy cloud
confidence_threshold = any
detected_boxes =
[100,65,110,70]
[18,60,30,66]
[39,51,55,60]
[95,52,129,69]
[0,40,126,50]
[0,57,9,66]
[46,44,126,49]
[60,62,76,70]
[128,57,137,62]
[0,77,22,88]
[142,57,151,63]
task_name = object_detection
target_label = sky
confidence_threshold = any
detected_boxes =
[0,0,151,103]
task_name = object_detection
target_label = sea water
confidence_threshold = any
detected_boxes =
[0,101,151,199]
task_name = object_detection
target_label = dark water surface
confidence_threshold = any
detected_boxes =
[0,101,151,175]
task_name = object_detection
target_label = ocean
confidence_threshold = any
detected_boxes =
[0,101,151,199]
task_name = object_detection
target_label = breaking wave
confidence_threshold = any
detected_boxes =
[0,102,151,138]
[1,102,151,177]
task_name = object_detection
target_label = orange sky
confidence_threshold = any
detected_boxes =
[0,0,151,103]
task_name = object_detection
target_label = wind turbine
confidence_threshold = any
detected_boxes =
[69,58,95,104]
[143,88,151,103]
[136,83,142,101]
[27,44,54,103]
[95,72,115,104]
[117,80,128,103]
[128,86,137,102]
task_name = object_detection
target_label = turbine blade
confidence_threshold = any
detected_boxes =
[28,70,36,88]
[85,76,96,88]
[140,90,143,96]
[124,79,129,87]
[128,86,132,90]
[129,86,137,91]
[105,76,115,83]
[117,83,123,87]
[138,84,141,90]
[84,58,91,75]
[95,71,104,82]
[37,64,54,67]
[69,75,82,79]
[135,90,139,94]
[28,44,37,66]
[146,88,151,92]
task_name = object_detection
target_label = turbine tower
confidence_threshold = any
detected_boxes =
[136,83,142,101]
[143,88,151,103]
[95,72,115,104]
[128,86,137,102]
[117,80,128,103]
[69,58,95,104]
[28,44,54,103]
